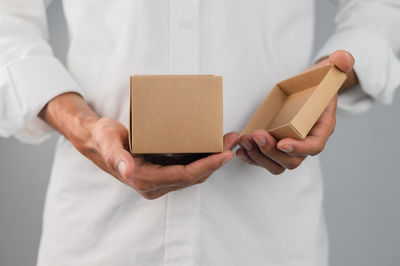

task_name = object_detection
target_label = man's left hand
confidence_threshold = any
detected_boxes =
[237,50,356,174]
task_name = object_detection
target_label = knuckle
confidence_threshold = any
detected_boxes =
[84,138,97,155]
[260,142,274,154]
[103,150,114,169]
[93,137,102,152]
[92,131,109,152]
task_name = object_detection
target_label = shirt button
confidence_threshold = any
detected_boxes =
[178,20,194,30]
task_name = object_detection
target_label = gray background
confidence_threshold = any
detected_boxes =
[1,1,399,265]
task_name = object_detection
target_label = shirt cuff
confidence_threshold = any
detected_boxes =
[315,27,400,115]
[7,55,83,144]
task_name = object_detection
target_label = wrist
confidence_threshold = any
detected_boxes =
[39,92,100,152]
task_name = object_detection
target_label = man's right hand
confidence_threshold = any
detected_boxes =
[39,93,237,199]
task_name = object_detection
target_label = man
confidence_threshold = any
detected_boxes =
[0,0,399,265]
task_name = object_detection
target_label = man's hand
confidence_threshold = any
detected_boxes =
[88,118,238,199]
[39,93,238,199]
[237,50,358,174]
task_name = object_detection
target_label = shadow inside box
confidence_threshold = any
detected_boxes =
[143,153,212,166]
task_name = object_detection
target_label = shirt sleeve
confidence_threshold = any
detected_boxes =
[315,0,400,115]
[0,0,83,144]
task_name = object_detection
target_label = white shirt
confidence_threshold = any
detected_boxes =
[1,1,400,265]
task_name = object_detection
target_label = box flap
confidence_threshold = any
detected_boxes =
[268,123,301,140]
[241,64,347,140]
[290,65,347,138]
[278,64,331,94]
[267,85,316,130]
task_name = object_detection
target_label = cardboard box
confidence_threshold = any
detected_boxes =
[241,64,347,139]
[129,75,223,154]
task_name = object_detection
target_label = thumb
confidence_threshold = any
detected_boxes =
[223,132,240,151]
[114,149,135,180]
[329,50,355,73]
[101,143,135,181]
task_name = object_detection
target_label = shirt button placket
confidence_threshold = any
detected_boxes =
[164,2,200,266]
[169,0,200,74]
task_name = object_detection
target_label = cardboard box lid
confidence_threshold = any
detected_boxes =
[129,75,223,154]
[241,64,347,139]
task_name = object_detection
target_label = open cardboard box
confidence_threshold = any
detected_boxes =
[241,64,347,139]
[129,75,223,155]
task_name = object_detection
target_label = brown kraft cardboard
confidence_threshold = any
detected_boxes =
[129,75,223,154]
[241,64,347,139]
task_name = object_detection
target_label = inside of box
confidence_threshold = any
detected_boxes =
[143,153,211,165]
[240,64,334,137]
[266,85,317,131]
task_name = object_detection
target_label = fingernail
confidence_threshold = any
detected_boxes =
[278,144,293,153]
[253,135,266,147]
[241,140,253,151]
[118,161,127,179]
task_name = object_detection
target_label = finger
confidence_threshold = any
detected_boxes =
[142,132,239,186]
[249,131,305,170]
[145,172,219,198]
[137,166,213,192]
[183,150,234,181]
[235,147,257,165]
[141,150,234,186]
[114,149,136,180]
[329,50,355,73]
[239,135,285,174]
[95,138,135,181]
[317,94,338,123]
[134,134,238,191]
[147,169,213,189]
[246,147,285,175]
[277,97,337,156]
[223,131,240,151]
[140,184,188,200]
[277,121,332,156]
[195,173,213,184]
[239,132,295,167]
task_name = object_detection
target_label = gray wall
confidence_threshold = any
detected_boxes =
[0,1,399,265]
